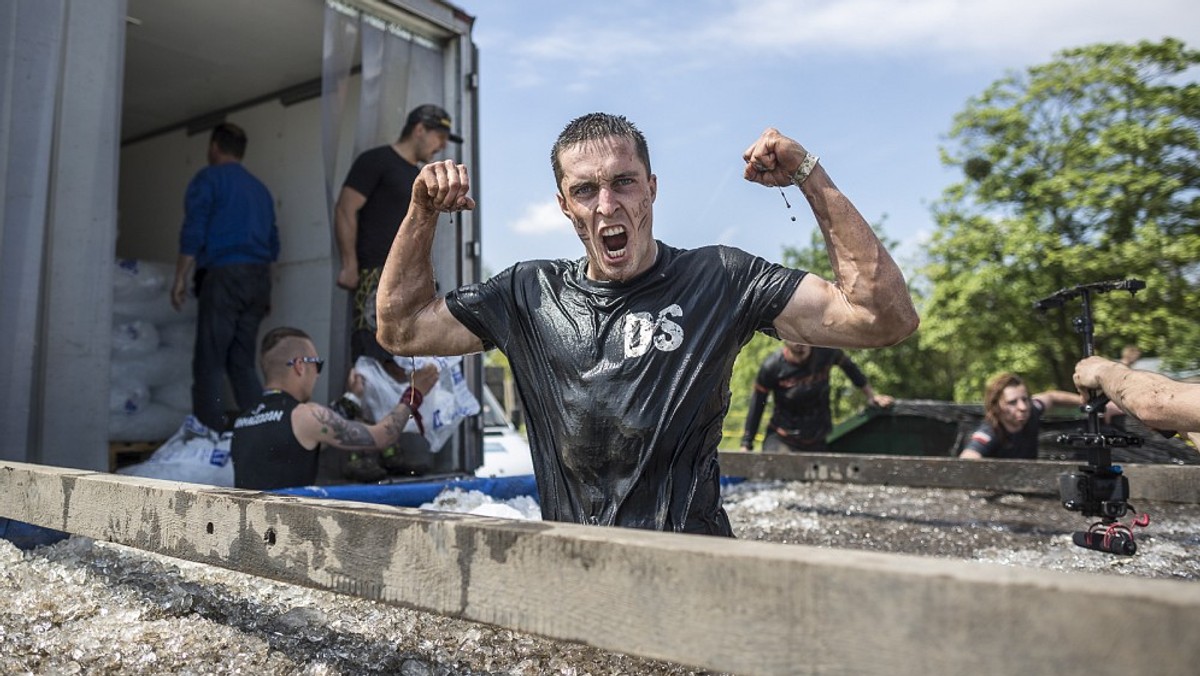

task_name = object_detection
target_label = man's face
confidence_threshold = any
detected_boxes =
[556,136,657,282]
[782,342,812,364]
[414,124,450,162]
[997,384,1031,432]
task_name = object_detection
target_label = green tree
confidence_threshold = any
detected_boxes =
[922,37,1200,400]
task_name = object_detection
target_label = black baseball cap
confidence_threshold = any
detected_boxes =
[407,104,463,143]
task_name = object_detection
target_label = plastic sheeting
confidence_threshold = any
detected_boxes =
[319,0,452,400]
[321,0,447,224]
[274,473,539,507]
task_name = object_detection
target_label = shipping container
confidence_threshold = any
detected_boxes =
[1,0,483,476]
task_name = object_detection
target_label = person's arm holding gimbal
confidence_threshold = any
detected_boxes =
[1074,356,1200,447]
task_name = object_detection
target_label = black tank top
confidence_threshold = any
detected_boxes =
[231,391,317,490]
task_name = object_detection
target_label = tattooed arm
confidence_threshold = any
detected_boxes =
[290,364,440,451]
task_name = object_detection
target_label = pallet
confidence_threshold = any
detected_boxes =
[108,440,161,472]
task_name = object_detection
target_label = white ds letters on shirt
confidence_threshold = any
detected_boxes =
[623,304,684,358]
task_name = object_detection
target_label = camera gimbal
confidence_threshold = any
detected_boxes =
[1034,279,1149,555]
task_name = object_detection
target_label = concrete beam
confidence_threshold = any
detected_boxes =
[719,452,1200,504]
[3,461,1200,676]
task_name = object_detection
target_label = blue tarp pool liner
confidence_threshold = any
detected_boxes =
[274,474,744,508]
[273,474,541,507]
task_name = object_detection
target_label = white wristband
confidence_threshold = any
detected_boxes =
[791,153,820,187]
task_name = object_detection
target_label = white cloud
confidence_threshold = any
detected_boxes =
[491,0,1200,85]
[503,16,667,91]
[511,199,569,235]
[517,28,661,63]
[703,0,1200,61]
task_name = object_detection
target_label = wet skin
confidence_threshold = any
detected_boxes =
[998,384,1032,433]
[555,136,658,283]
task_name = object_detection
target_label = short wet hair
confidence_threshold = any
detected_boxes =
[550,113,651,192]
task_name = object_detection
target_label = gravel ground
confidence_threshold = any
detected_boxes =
[3,480,1198,675]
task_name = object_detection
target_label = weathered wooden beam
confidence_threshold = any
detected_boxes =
[3,461,1199,676]
[719,451,1200,503]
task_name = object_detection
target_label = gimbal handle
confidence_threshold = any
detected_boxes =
[1036,279,1146,466]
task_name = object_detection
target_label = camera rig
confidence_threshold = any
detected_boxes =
[1033,279,1150,555]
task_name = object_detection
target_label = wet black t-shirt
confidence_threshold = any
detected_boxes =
[745,347,868,447]
[231,391,317,490]
[342,146,419,270]
[445,242,807,535]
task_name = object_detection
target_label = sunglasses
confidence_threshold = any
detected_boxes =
[287,356,325,374]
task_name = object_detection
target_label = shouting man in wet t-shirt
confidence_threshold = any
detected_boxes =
[375,113,919,536]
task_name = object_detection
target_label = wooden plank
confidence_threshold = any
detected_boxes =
[2,460,1200,676]
[719,451,1200,503]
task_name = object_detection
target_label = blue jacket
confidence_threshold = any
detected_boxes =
[179,162,278,268]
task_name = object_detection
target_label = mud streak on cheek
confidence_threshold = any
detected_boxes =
[573,216,591,240]
[634,197,652,231]
[632,199,651,233]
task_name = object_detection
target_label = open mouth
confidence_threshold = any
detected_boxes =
[600,225,628,257]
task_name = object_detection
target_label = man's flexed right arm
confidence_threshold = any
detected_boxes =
[377,160,481,357]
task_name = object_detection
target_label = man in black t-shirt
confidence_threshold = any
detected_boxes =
[740,342,893,453]
[333,104,463,366]
[230,327,437,490]
[372,113,919,536]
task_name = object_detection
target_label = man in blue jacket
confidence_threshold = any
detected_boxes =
[171,122,279,432]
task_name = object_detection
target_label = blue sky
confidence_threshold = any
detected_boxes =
[452,0,1200,279]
